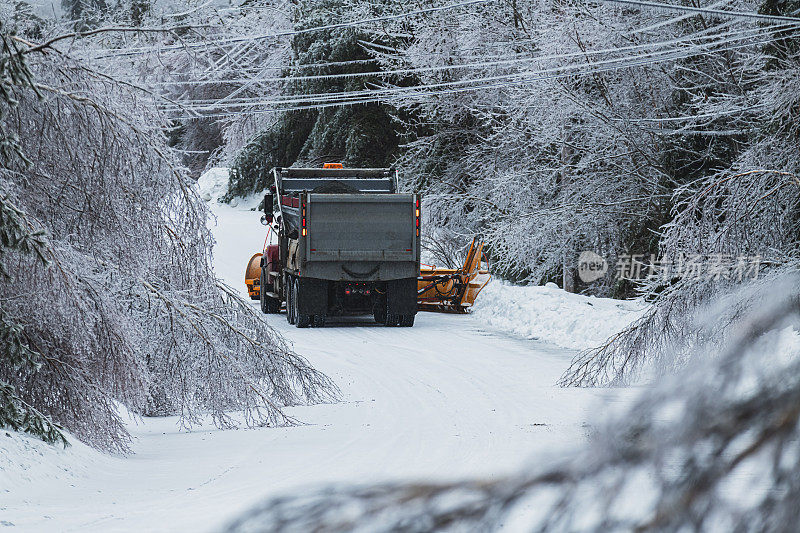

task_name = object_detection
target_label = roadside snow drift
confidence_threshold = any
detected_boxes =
[471,280,644,351]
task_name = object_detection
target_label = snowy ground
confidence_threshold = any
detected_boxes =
[0,170,643,531]
[471,280,643,352]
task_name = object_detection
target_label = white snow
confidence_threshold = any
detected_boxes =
[0,169,642,532]
[196,168,276,288]
[196,167,232,203]
[196,167,264,208]
[471,279,645,352]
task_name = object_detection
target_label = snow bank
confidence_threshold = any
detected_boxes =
[471,280,646,351]
[0,429,112,495]
[197,167,262,210]
[196,167,231,203]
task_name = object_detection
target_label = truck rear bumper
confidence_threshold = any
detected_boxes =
[294,277,417,317]
[302,261,418,281]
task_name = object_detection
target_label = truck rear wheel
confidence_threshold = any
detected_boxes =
[286,276,296,325]
[399,314,415,327]
[384,278,416,327]
[384,310,400,327]
[260,268,280,314]
[312,314,326,328]
[373,297,387,324]
[293,277,311,328]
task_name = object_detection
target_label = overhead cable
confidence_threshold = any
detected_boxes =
[164,29,788,118]
[595,0,800,23]
[90,0,502,58]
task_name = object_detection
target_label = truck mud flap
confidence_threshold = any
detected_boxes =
[387,278,418,315]
[297,277,328,316]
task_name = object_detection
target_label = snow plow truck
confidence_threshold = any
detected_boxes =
[246,164,420,327]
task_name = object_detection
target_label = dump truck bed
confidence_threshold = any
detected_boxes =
[274,167,419,282]
[300,193,419,281]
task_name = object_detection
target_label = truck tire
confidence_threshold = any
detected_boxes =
[373,297,387,324]
[399,314,415,327]
[265,297,280,314]
[312,314,326,328]
[286,276,296,325]
[259,268,269,313]
[293,277,311,328]
[384,309,400,327]
[260,268,280,314]
[385,278,416,327]
[259,268,267,312]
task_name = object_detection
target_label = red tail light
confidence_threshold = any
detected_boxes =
[301,199,307,237]
[415,196,421,237]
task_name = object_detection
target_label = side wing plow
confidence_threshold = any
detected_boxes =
[417,237,491,313]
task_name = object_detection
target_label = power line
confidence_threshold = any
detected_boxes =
[595,0,800,23]
[90,0,797,118]
[163,27,789,118]
[89,0,502,59]
[144,45,554,79]
[628,0,733,34]
[153,21,783,90]
[619,103,767,123]
[171,24,791,106]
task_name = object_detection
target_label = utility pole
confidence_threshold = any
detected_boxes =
[561,134,575,293]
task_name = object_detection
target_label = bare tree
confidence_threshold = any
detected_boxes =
[561,20,800,386]
[1,25,336,451]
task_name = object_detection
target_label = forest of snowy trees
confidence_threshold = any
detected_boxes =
[2,0,800,529]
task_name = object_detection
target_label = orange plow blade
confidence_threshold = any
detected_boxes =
[245,253,262,300]
[417,237,491,313]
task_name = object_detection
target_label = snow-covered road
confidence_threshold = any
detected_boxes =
[2,180,634,532]
[4,316,611,532]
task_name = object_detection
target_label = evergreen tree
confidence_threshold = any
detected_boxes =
[61,0,109,30]
[227,0,402,199]
[128,0,150,26]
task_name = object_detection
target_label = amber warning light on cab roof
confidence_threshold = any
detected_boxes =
[323,162,343,169]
